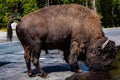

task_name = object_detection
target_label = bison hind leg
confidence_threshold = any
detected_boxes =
[24,46,35,77]
[63,50,70,63]
[30,43,48,78]
[17,33,35,77]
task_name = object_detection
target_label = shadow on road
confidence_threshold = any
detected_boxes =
[0,62,10,67]
[23,63,70,75]
[43,63,70,73]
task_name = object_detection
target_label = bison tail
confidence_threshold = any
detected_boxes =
[7,18,21,41]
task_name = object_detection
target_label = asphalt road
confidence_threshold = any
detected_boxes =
[0,28,120,80]
[0,42,88,80]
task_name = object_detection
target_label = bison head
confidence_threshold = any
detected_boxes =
[85,39,117,71]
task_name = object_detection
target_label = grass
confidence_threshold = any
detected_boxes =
[109,49,120,77]
[0,28,7,32]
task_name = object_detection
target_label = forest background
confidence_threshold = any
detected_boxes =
[0,0,120,29]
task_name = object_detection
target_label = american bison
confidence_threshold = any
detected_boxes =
[7,4,117,78]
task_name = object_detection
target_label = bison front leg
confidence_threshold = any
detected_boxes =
[69,41,81,72]
[24,47,35,77]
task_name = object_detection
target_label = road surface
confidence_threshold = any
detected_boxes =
[0,28,120,80]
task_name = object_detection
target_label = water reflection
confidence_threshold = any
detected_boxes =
[66,71,113,80]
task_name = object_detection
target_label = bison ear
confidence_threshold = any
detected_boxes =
[101,39,109,49]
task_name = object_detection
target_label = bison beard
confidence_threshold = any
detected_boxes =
[7,4,117,78]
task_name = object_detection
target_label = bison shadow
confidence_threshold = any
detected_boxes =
[26,63,71,74]
[0,62,10,67]
[24,62,88,74]
[43,64,70,73]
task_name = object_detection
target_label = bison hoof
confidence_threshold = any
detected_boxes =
[38,72,48,78]
[28,72,35,77]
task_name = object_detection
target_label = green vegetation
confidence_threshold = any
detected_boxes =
[0,0,120,29]
[109,49,120,78]
[0,28,7,32]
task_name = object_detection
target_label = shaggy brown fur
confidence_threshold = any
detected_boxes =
[7,4,117,78]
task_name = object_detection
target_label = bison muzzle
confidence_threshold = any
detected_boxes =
[7,4,117,78]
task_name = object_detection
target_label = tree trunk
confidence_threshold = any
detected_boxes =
[46,0,49,6]
[92,0,97,11]
[85,0,88,8]
[112,6,114,27]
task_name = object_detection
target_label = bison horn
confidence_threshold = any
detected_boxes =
[102,39,109,49]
